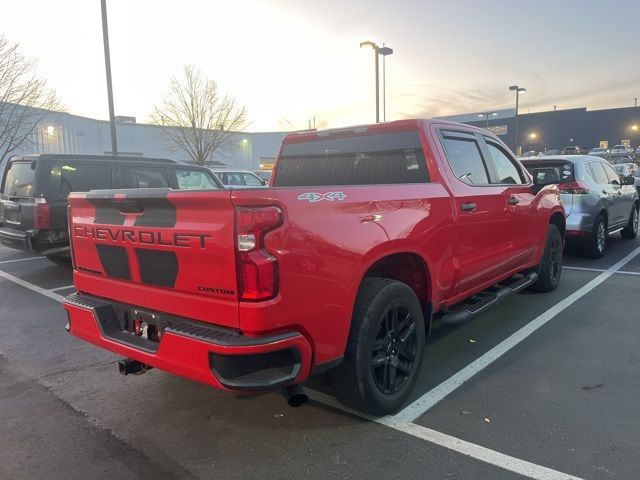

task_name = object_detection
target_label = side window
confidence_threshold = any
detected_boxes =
[588,162,609,185]
[242,173,263,186]
[602,163,621,185]
[122,167,169,188]
[441,133,490,185]
[50,162,112,199]
[484,140,525,185]
[175,169,218,190]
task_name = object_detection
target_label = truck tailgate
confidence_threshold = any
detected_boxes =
[68,188,240,328]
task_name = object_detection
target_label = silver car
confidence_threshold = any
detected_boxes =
[522,155,639,258]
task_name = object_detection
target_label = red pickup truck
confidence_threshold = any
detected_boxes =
[64,120,565,415]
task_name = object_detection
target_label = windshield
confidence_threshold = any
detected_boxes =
[1,161,35,197]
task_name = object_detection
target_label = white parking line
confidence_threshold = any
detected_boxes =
[49,284,75,292]
[0,268,64,302]
[306,389,583,480]
[564,265,640,276]
[0,256,45,265]
[384,245,640,426]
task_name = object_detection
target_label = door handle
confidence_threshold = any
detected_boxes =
[461,203,477,212]
[508,196,520,205]
[602,189,608,195]
[618,190,623,195]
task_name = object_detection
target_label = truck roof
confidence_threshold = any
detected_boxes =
[282,119,488,144]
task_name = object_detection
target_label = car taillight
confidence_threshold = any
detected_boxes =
[235,206,283,301]
[558,180,589,195]
[33,197,50,228]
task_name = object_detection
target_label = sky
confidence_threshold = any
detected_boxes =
[2,0,639,131]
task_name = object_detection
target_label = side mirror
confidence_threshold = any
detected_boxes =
[623,176,635,186]
[261,179,268,186]
[531,167,561,187]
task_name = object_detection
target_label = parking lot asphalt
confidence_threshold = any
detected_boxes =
[1,235,639,479]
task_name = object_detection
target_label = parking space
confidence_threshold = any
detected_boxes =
[1,236,639,479]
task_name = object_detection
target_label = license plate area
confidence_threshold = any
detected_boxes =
[0,202,20,224]
[126,308,168,343]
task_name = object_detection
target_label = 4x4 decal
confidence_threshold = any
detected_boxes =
[298,192,347,203]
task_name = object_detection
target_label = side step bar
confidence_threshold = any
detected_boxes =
[440,271,538,326]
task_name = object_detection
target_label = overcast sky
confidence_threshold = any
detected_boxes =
[2,0,639,131]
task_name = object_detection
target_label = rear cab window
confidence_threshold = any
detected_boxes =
[2,161,35,197]
[274,130,429,187]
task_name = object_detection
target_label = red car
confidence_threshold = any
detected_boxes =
[63,119,565,415]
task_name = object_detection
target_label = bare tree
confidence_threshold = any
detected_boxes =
[0,35,63,162]
[150,65,247,166]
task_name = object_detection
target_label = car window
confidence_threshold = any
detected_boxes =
[2,161,35,197]
[522,160,574,183]
[484,140,525,184]
[602,163,621,184]
[222,172,246,185]
[49,162,113,199]
[122,166,169,188]
[440,133,489,185]
[587,162,609,185]
[274,130,429,187]
[175,169,218,190]
[242,172,263,186]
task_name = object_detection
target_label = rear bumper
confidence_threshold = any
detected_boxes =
[0,226,69,255]
[63,293,313,390]
[0,226,33,251]
[565,211,594,235]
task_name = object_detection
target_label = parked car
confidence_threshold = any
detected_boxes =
[588,147,609,159]
[635,146,640,158]
[521,150,538,157]
[609,145,633,162]
[521,155,638,258]
[634,169,640,194]
[252,170,273,183]
[212,169,268,188]
[562,146,583,155]
[0,154,222,264]
[64,119,566,415]
[541,149,560,156]
[612,163,638,180]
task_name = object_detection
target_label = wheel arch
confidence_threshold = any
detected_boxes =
[549,211,566,238]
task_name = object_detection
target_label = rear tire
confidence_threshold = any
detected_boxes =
[621,203,639,239]
[531,224,563,292]
[328,278,425,416]
[46,253,71,266]
[582,214,607,259]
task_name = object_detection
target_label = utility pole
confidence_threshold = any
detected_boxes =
[101,0,118,156]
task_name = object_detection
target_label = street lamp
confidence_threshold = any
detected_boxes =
[529,133,537,140]
[360,41,393,123]
[509,85,526,154]
[477,112,498,129]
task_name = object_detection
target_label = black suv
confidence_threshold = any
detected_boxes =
[0,154,222,263]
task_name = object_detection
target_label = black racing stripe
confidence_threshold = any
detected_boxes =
[135,249,178,287]
[85,195,125,226]
[95,244,131,280]
[133,197,177,228]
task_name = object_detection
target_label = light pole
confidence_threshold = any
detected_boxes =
[477,112,498,129]
[360,41,393,123]
[509,85,526,154]
[101,0,118,156]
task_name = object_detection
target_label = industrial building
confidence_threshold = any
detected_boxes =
[438,105,640,154]
[6,109,287,170]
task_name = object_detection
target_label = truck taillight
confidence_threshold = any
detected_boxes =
[235,206,283,301]
[33,198,50,228]
[558,180,589,195]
